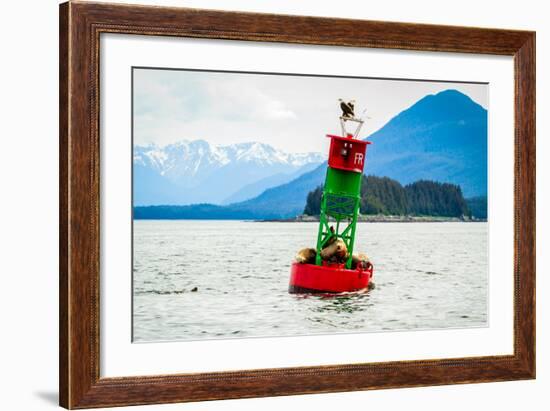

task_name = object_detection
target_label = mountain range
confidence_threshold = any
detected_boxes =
[134,89,488,219]
[134,141,324,205]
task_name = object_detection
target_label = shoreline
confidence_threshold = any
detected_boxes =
[260,215,487,223]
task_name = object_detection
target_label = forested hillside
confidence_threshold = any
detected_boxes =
[304,175,472,218]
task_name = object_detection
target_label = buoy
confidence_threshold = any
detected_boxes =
[289,261,373,294]
[289,102,373,294]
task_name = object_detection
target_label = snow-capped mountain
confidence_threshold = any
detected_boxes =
[133,140,325,205]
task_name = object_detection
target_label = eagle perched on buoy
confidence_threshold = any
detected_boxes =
[339,99,355,119]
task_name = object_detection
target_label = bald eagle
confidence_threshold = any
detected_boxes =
[339,99,355,119]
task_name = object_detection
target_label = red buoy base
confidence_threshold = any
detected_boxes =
[289,262,373,294]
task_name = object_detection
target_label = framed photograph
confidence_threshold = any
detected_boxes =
[59,2,535,409]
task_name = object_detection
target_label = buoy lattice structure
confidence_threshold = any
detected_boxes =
[289,126,373,294]
[317,134,370,268]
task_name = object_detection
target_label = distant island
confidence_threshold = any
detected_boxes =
[134,175,487,221]
[303,176,486,220]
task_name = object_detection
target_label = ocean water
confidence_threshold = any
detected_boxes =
[133,221,488,342]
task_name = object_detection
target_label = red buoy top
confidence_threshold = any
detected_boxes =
[326,134,371,173]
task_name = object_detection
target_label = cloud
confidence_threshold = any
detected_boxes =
[133,70,299,148]
[263,99,297,120]
[132,68,487,153]
[204,77,297,121]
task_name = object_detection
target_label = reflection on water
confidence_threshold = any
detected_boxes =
[133,221,488,342]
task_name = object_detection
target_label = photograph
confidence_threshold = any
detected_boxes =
[132,68,489,342]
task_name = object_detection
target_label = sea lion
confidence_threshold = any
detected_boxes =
[351,253,372,270]
[295,234,350,265]
[294,247,317,264]
[320,238,349,262]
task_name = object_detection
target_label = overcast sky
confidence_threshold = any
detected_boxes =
[133,68,488,154]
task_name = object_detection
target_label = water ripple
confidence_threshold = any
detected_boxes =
[133,221,488,342]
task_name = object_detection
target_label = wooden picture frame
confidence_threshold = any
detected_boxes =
[59,1,535,408]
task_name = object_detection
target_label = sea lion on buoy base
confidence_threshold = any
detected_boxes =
[351,253,372,271]
[320,238,349,262]
[295,235,350,265]
[295,244,373,273]
[294,247,317,264]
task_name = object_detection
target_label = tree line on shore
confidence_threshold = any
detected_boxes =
[304,175,485,218]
